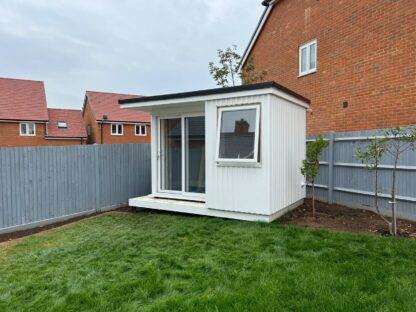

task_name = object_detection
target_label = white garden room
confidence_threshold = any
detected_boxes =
[120,82,310,222]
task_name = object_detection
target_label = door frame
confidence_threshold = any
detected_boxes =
[156,113,205,201]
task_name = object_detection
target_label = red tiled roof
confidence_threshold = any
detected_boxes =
[47,108,87,138]
[86,91,150,123]
[0,77,49,121]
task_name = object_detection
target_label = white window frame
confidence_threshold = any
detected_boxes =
[156,113,205,201]
[299,39,317,76]
[215,104,261,164]
[111,123,123,135]
[135,124,147,136]
[19,122,36,136]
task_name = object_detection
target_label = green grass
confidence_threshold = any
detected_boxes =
[1,211,416,312]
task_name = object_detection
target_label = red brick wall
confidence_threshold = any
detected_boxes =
[246,0,416,134]
[82,100,151,144]
[0,122,84,147]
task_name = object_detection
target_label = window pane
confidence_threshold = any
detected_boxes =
[21,123,27,134]
[136,126,140,135]
[161,118,182,191]
[300,47,307,73]
[28,123,35,134]
[219,108,257,160]
[118,125,122,134]
[309,43,316,70]
[185,116,205,193]
[112,124,116,134]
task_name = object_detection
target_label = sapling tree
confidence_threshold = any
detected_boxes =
[208,45,267,87]
[355,138,392,232]
[382,127,416,236]
[301,135,329,217]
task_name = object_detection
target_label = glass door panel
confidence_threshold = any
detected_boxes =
[160,118,182,191]
[185,116,205,194]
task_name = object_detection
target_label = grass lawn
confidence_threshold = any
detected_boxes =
[1,211,416,311]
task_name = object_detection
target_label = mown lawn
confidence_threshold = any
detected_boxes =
[1,211,416,311]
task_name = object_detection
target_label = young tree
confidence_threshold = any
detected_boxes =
[301,135,329,217]
[240,56,267,84]
[382,127,416,236]
[208,45,267,87]
[355,138,392,232]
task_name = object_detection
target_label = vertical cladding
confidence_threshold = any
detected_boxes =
[0,144,151,232]
[269,94,306,214]
[246,0,416,134]
[205,94,271,215]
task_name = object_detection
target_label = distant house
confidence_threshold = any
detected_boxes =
[0,77,87,147]
[46,108,88,144]
[82,91,151,144]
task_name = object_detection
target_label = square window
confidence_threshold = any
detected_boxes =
[135,124,146,136]
[111,123,123,135]
[20,122,36,136]
[299,39,317,76]
[216,104,260,162]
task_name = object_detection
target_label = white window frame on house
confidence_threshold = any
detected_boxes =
[299,39,317,76]
[215,104,261,164]
[111,123,123,135]
[57,121,67,128]
[135,124,147,136]
[19,122,36,136]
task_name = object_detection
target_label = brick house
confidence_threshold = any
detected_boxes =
[82,91,151,144]
[241,0,416,134]
[0,77,87,147]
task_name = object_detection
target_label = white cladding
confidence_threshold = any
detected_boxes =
[205,93,306,217]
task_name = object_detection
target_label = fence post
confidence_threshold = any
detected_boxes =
[328,131,335,204]
[94,145,101,212]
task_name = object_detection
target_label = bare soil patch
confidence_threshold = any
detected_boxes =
[282,199,416,238]
[0,206,135,243]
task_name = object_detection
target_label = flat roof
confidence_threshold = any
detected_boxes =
[119,82,311,105]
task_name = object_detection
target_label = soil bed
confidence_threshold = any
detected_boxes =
[282,199,416,238]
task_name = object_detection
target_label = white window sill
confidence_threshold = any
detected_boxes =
[216,161,261,168]
[135,134,146,137]
[111,134,123,136]
[298,70,316,78]
[20,134,36,137]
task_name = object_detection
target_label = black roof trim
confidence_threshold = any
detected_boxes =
[119,81,310,105]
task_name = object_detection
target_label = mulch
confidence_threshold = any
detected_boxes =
[0,206,135,243]
[282,199,416,238]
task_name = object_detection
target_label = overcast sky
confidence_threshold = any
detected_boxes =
[0,0,264,110]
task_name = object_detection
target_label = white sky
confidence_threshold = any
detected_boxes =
[0,0,264,109]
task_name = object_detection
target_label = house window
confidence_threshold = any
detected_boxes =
[57,121,67,128]
[216,104,260,163]
[111,123,123,135]
[299,39,317,76]
[20,122,36,136]
[135,124,146,136]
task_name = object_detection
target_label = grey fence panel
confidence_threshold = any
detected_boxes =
[0,144,151,233]
[307,128,416,220]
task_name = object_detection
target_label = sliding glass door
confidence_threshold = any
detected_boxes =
[159,115,205,198]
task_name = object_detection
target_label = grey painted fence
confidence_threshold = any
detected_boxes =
[307,128,416,221]
[0,144,151,234]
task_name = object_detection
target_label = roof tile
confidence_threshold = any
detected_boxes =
[0,77,49,121]
[86,91,150,123]
[47,108,87,138]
